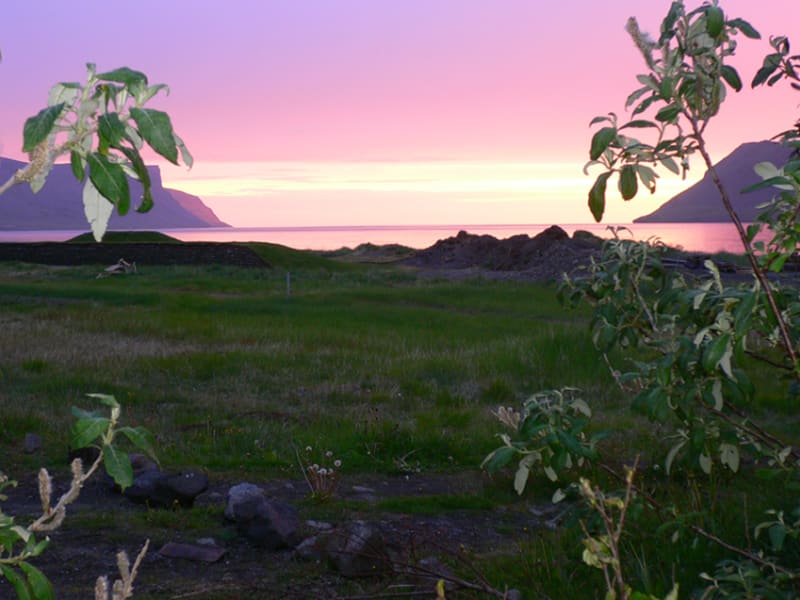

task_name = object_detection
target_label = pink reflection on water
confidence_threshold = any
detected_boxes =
[0,223,766,254]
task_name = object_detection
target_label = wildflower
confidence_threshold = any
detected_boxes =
[325,450,333,458]
[305,446,312,452]
[334,459,342,468]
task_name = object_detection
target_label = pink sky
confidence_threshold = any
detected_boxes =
[1,1,799,226]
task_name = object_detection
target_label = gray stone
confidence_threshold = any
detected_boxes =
[122,466,208,508]
[123,469,164,504]
[294,535,327,562]
[23,433,42,454]
[225,484,298,549]
[224,483,265,520]
[157,470,209,507]
[327,521,391,578]
[157,542,225,563]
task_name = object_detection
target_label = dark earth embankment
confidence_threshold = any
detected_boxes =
[0,242,268,268]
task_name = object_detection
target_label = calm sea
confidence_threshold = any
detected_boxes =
[0,223,758,254]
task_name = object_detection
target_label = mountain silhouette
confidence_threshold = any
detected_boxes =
[634,141,794,223]
[0,157,228,230]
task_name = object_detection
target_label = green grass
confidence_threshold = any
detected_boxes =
[0,257,797,598]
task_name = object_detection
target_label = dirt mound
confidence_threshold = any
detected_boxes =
[401,226,603,281]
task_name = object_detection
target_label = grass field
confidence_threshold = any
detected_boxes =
[0,243,797,598]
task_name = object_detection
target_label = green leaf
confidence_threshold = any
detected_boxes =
[130,107,179,164]
[87,152,130,215]
[741,175,793,193]
[655,104,681,123]
[96,67,148,88]
[513,463,530,495]
[590,127,616,161]
[98,113,127,149]
[481,446,516,472]
[70,417,110,449]
[720,65,742,92]
[19,563,54,600]
[174,133,193,169]
[87,393,120,408]
[70,151,85,182]
[636,165,658,192]
[702,334,731,374]
[705,6,724,38]
[116,146,153,213]
[22,104,65,152]
[589,172,612,222]
[752,54,782,87]
[0,564,33,600]
[103,445,133,491]
[619,165,638,200]
[659,155,680,175]
[82,179,114,242]
[769,524,787,551]
[619,119,658,130]
[659,2,683,44]
[118,426,158,462]
[727,18,760,39]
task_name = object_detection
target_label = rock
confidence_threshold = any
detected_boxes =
[225,483,298,549]
[157,542,225,563]
[23,433,42,454]
[327,521,392,578]
[121,466,208,508]
[295,535,327,562]
[123,469,164,504]
[156,470,209,507]
[224,483,265,520]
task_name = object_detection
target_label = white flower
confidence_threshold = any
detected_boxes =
[305,446,313,453]
[319,468,328,476]
[325,450,333,458]
[334,459,342,468]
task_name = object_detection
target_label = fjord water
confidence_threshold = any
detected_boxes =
[0,222,757,254]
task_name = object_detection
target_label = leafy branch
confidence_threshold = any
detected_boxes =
[0,63,192,241]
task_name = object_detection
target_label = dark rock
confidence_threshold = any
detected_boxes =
[23,433,42,454]
[294,535,327,562]
[327,521,392,578]
[123,469,165,504]
[224,483,266,520]
[156,470,209,507]
[157,542,225,563]
[225,483,298,549]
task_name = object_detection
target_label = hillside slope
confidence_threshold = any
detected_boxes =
[634,141,794,223]
[0,158,227,230]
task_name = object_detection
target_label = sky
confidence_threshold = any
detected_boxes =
[1,1,799,227]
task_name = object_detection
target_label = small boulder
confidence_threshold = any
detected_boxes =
[155,470,209,507]
[225,483,298,549]
[327,521,392,578]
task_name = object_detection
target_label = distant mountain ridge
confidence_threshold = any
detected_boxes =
[634,141,794,223]
[0,157,228,230]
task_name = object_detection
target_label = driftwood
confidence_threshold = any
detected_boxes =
[97,258,137,278]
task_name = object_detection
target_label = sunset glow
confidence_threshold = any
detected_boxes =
[1,0,799,227]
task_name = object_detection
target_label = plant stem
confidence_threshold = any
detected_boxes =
[691,124,799,378]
